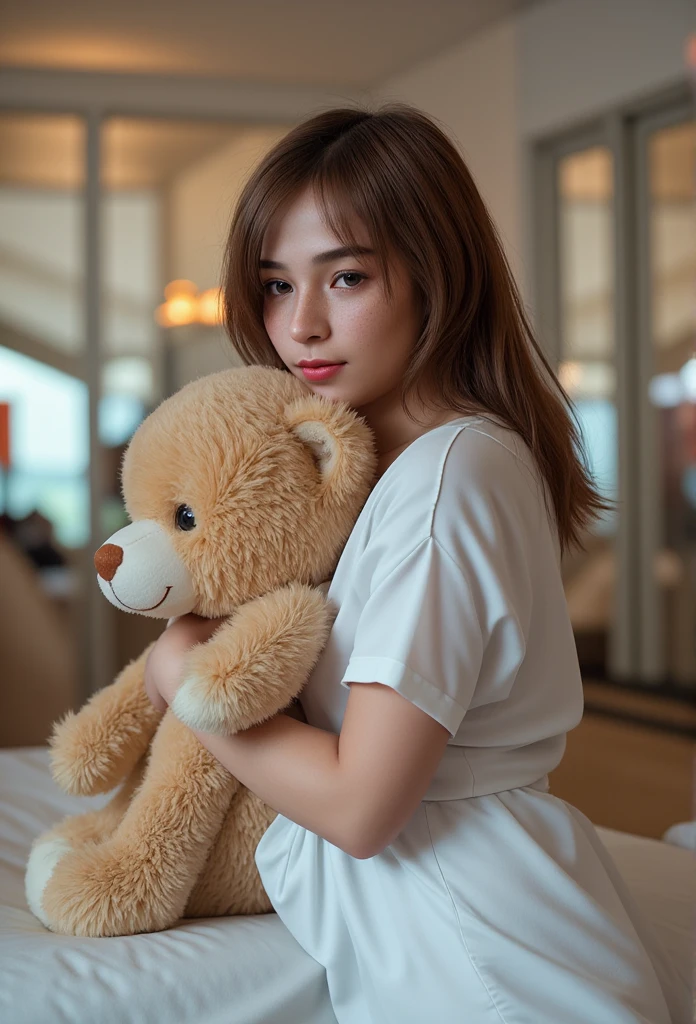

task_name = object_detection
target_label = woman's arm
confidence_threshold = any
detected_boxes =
[191,685,450,860]
[147,622,450,859]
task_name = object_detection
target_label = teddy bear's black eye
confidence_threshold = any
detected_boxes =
[175,504,196,531]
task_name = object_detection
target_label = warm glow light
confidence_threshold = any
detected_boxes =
[198,287,223,325]
[154,302,171,327]
[155,295,197,327]
[155,281,223,327]
[168,295,198,325]
[164,279,197,300]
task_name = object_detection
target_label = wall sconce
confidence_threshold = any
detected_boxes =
[155,280,223,327]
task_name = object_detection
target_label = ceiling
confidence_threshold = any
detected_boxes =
[1,0,536,88]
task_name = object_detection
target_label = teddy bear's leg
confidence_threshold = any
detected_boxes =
[38,711,239,937]
[44,755,146,849]
[50,642,164,797]
[184,786,276,918]
[25,756,146,925]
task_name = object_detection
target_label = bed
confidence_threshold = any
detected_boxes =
[1,747,693,1024]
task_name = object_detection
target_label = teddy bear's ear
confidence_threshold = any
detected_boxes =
[289,420,338,479]
[284,394,359,481]
[284,394,376,492]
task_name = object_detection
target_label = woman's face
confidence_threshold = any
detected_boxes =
[260,187,422,417]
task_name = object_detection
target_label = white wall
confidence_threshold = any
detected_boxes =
[518,0,693,139]
[370,19,523,290]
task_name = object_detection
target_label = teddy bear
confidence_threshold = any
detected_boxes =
[25,365,376,937]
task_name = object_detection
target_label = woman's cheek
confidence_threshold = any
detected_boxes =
[263,311,289,361]
[262,304,279,340]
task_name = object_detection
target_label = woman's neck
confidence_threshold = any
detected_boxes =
[358,387,465,482]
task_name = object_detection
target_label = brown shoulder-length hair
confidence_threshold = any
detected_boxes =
[222,102,611,555]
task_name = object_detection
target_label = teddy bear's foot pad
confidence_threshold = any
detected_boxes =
[28,840,186,937]
[25,836,73,928]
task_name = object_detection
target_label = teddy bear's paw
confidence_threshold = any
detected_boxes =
[50,702,158,797]
[171,671,236,735]
[25,834,74,930]
[50,711,130,796]
[171,583,333,734]
[171,655,299,736]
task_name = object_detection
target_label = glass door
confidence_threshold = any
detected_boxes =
[555,143,618,678]
[540,94,695,692]
[637,109,696,688]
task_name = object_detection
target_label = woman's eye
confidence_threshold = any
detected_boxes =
[175,504,196,531]
[334,272,365,288]
[263,280,291,296]
[263,273,365,296]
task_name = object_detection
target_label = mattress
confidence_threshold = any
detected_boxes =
[0,748,337,1024]
[1,747,693,1024]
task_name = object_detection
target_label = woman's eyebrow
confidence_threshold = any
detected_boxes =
[259,245,375,270]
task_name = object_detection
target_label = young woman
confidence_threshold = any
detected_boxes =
[145,105,683,1023]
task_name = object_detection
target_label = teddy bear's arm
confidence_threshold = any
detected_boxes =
[50,642,165,796]
[171,581,332,736]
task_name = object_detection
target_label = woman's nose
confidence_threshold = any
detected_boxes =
[289,291,330,344]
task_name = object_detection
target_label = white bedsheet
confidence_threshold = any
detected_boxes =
[0,748,337,1024]
[1,747,693,1024]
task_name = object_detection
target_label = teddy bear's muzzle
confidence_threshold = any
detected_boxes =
[94,519,197,618]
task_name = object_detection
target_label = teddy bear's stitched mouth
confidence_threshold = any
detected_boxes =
[109,582,173,612]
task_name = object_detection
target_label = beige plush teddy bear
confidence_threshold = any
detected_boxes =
[25,365,376,937]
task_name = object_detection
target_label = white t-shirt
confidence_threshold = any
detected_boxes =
[255,413,680,1024]
[300,413,584,798]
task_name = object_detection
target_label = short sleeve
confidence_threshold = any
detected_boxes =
[340,536,484,738]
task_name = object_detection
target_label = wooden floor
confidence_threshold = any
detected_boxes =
[550,683,695,839]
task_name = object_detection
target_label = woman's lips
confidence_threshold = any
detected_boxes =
[300,364,346,382]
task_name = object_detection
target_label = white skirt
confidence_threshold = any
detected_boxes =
[255,783,685,1024]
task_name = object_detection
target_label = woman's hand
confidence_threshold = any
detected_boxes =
[144,613,228,711]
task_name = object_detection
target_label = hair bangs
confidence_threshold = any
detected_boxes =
[311,161,395,302]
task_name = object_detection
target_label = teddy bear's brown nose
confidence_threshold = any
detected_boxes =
[94,543,124,582]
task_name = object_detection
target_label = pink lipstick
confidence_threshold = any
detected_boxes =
[298,362,346,382]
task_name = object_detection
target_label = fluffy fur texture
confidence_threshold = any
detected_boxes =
[26,366,376,937]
